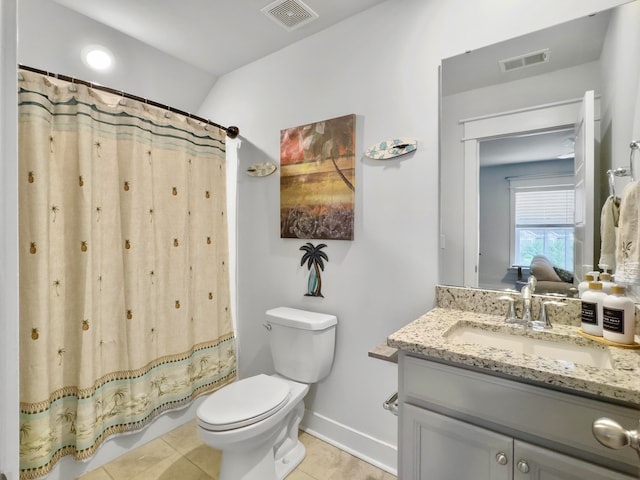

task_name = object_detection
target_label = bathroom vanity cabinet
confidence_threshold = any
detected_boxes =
[398,354,638,480]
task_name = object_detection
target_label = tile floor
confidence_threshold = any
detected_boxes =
[76,420,396,480]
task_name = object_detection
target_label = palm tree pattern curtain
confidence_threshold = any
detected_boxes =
[18,70,236,479]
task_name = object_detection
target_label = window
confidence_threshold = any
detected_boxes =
[510,176,574,271]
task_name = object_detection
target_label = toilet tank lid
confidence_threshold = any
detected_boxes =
[266,307,337,330]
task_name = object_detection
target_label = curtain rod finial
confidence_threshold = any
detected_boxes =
[226,126,239,139]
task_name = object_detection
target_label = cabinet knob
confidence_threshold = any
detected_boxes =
[495,452,508,465]
[517,459,530,473]
[592,417,640,451]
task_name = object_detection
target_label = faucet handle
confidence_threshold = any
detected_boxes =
[497,295,518,323]
[536,300,566,329]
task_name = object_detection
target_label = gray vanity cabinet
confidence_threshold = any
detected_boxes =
[401,405,633,479]
[402,404,511,479]
[398,353,638,480]
[513,441,634,480]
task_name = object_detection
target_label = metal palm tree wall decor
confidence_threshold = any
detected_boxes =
[300,242,328,297]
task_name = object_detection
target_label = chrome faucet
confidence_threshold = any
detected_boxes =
[498,291,527,325]
[498,294,519,323]
[531,300,566,330]
[500,276,565,329]
[499,276,538,326]
[521,276,537,324]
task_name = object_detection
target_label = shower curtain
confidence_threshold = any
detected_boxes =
[17,70,237,479]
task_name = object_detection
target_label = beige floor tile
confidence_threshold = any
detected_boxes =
[297,432,349,480]
[161,419,202,455]
[183,443,222,479]
[90,427,392,480]
[140,457,213,480]
[102,438,181,479]
[287,468,317,480]
[76,467,113,480]
[162,419,221,477]
[327,453,387,480]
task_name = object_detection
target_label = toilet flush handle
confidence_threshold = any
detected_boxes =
[263,322,272,331]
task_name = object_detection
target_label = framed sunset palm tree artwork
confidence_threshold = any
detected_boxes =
[280,114,355,240]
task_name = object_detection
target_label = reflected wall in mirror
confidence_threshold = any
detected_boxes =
[439,1,640,293]
[479,129,576,291]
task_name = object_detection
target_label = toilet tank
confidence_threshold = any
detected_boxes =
[266,307,337,383]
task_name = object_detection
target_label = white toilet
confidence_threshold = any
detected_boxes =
[197,307,337,480]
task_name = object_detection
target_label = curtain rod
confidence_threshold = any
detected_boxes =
[18,64,239,139]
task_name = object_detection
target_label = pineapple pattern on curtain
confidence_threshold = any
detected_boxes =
[18,70,237,479]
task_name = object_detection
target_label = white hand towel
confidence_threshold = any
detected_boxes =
[616,182,640,283]
[598,195,620,270]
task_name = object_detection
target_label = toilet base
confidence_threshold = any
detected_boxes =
[200,378,310,480]
[219,445,276,480]
[275,440,305,479]
[218,436,306,480]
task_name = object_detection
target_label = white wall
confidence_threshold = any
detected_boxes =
[196,0,630,472]
[4,0,634,477]
[1,0,19,477]
[599,0,640,296]
[600,0,640,194]
[18,0,216,113]
[479,159,574,290]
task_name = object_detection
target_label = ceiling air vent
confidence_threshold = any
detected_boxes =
[261,0,319,31]
[499,49,550,73]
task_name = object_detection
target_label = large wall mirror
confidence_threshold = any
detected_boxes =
[439,2,640,295]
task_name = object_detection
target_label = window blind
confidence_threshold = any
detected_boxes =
[515,188,575,226]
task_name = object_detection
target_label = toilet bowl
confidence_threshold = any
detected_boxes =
[196,307,337,480]
[198,374,309,480]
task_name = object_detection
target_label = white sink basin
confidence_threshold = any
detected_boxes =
[446,326,613,369]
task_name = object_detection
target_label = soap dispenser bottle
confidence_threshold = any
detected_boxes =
[598,265,614,294]
[578,274,595,298]
[603,285,636,345]
[599,272,614,294]
[581,281,606,336]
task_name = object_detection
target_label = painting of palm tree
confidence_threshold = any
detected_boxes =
[300,243,328,297]
[280,114,355,240]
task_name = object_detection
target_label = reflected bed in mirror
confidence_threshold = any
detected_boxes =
[439,2,640,296]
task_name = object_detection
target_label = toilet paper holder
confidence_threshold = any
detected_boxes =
[383,391,398,416]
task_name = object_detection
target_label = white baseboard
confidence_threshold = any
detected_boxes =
[300,409,398,476]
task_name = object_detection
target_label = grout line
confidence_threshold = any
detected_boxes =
[181,455,217,480]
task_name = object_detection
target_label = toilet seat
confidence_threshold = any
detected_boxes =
[198,374,291,431]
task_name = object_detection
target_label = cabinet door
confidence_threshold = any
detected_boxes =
[513,441,636,480]
[401,404,512,480]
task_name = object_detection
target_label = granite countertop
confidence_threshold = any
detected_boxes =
[386,286,640,407]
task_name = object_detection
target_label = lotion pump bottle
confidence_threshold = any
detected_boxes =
[599,272,614,294]
[581,282,606,336]
[603,285,636,345]
[578,274,595,298]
